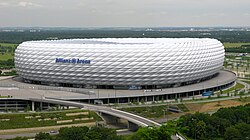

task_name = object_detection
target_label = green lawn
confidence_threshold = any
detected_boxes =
[221,82,245,94]
[0,43,17,47]
[0,53,14,60]
[237,96,250,102]
[120,104,189,119]
[0,109,102,130]
[177,104,189,112]
[223,42,250,48]
[235,82,245,89]
[0,95,11,98]
[120,105,172,119]
[0,43,17,61]
[241,80,250,85]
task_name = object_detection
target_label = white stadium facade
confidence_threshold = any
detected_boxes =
[15,38,225,90]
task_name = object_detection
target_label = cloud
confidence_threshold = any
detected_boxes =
[0,0,249,27]
[244,13,250,16]
[0,1,43,8]
[0,2,10,7]
[18,1,42,8]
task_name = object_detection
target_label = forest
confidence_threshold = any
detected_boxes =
[177,104,250,140]
[0,29,250,44]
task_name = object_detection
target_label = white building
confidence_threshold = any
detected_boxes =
[14,38,224,89]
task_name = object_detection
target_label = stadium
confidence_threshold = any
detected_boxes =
[14,38,225,90]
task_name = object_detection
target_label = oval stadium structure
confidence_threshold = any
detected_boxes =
[14,38,225,89]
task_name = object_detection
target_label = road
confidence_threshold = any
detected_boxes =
[0,131,58,139]
[0,128,133,139]
[238,79,250,91]
[29,97,161,127]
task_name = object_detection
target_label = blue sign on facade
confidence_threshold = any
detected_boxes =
[55,58,91,64]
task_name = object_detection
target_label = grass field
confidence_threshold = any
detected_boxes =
[120,105,171,119]
[119,104,189,119]
[237,96,250,102]
[0,109,102,130]
[220,82,245,94]
[241,80,250,85]
[177,104,189,112]
[0,43,18,47]
[0,43,17,61]
[0,53,13,60]
[223,42,250,48]
[0,95,11,98]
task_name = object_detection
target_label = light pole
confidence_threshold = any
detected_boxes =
[167,101,169,121]
[163,108,166,118]
[108,93,110,105]
[98,84,100,101]
[88,91,90,104]
[115,89,117,103]
[115,89,116,98]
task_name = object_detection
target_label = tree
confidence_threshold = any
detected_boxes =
[131,126,172,140]
[161,96,164,103]
[84,130,101,140]
[224,127,241,140]
[195,120,206,140]
[224,61,228,69]
[88,126,119,140]
[159,122,178,137]
[58,126,89,140]
[25,104,31,112]
[207,116,231,137]
[234,123,250,139]
[247,59,250,72]
[10,137,28,140]
[140,98,145,104]
[236,63,239,76]
[155,96,159,102]
[35,132,52,140]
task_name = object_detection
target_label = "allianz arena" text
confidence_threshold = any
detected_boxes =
[55,58,91,64]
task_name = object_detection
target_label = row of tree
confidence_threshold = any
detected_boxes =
[1,30,250,44]
[34,124,176,140]
[11,126,122,140]
[225,45,250,53]
[177,103,250,140]
[10,123,177,140]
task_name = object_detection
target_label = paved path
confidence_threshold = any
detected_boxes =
[115,90,250,110]
[0,70,236,100]
[238,79,250,91]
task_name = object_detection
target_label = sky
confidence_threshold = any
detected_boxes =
[0,0,250,27]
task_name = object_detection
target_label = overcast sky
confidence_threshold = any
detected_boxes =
[0,0,250,27]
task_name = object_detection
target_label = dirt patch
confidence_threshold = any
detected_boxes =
[156,100,248,122]
[66,112,89,116]
[185,103,203,113]
[57,120,73,124]
[198,100,246,113]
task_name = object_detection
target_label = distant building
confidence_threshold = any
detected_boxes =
[15,38,224,89]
